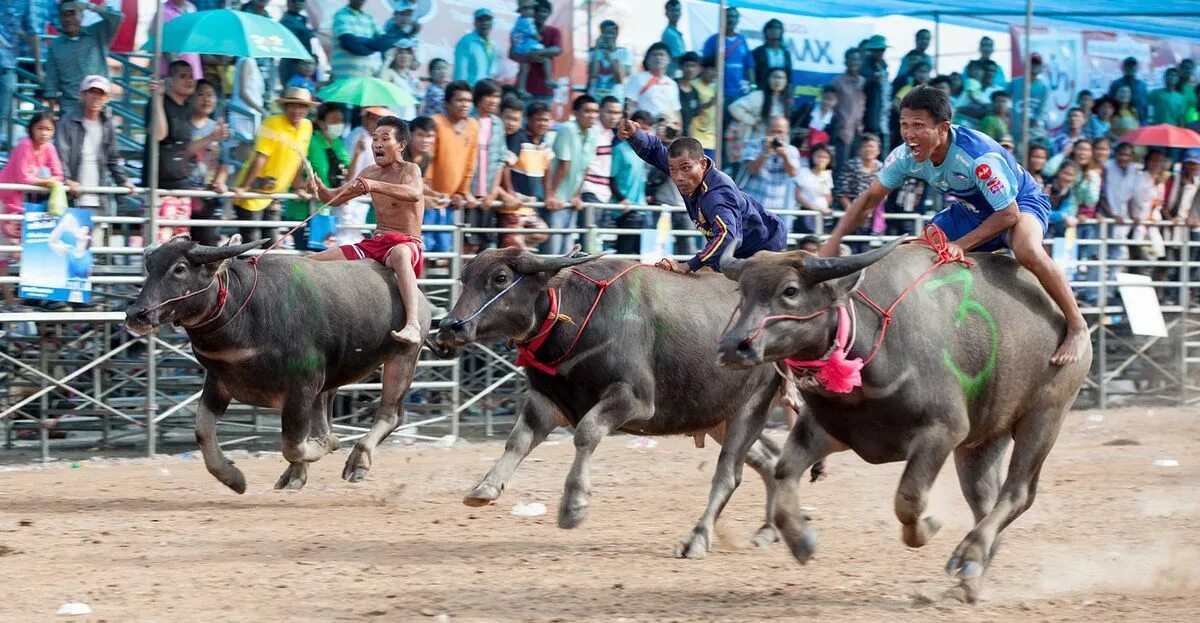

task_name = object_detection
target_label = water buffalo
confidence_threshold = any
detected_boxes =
[716,239,1090,602]
[436,247,794,557]
[126,236,431,492]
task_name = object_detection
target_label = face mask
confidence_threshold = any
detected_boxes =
[325,123,345,137]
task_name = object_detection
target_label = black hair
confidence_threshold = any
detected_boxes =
[526,100,552,118]
[679,51,701,66]
[808,143,832,166]
[535,0,551,12]
[599,95,621,109]
[500,95,524,114]
[990,89,1011,102]
[929,75,952,89]
[821,84,838,95]
[195,78,222,98]
[799,235,821,248]
[899,84,952,124]
[571,94,598,112]
[27,110,55,135]
[168,60,193,76]
[764,18,783,31]
[409,115,436,134]
[444,80,474,103]
[667,137,704,160]
[701,54,717,70]
[630,110,654,125]
[761,68,792,126]
[316,102,345,122]
[377,116,411,145]
[429,57,449,72]
[473,78,502,104]
[643,42,670,70]
[665,0,680,6]
[1114,141,1133,153]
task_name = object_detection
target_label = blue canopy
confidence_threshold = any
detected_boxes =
[700,0,1200,39]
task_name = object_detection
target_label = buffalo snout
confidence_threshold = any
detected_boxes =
[124,303,154,335]
[717,334,764,369]
[436,316,471,347]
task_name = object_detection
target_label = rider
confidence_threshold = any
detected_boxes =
[822,85,1088,365]
[615,119,787,273]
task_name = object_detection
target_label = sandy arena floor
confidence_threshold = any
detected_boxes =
[0,406,1198,622]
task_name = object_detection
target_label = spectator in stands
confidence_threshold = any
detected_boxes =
[1090,95,1116,140]
[147,61,199,192]
[161,0,202,80]
[404,116,444,208]
[503,99,554,203]
[182,79,230,247]
[1148,67,1188,127]
[422,58,452,116]
[1180,59,1197,120]
[580,96,622,247]
[0,4,37,148]
[1046,139,1101,234]
[830,48,866,170]
[611,109,650,255]
[728,68,791,162]
[834,132,882,250]
[231,87,317,243]
[678,52,701,141]
[587,20,632,103]
[471,79,511,251]
[1077,90,1095,122]
[794,142,835,232]
[1026,143,1049,185]
[286,58,319,93]
[331,0,392,79]
[348,107,386,182]
[1045,159,1079,237]
[791,85,841,153]
[285,102,347,251]
[1132,149,1169,263]
[953,61,989,128]
[1053,108,1087,155]
[42,0,123,117]
[894,61,931,104]
[1099,142,1136,267]
[0,112,62,307]
[979,61,1003,100]
[741,116,800,232]
[1189,83,1200,125]
[510,0,563,104]
[1008,52,1049,146]
[230,54,267,146]
[965,36,1006,88]
[279,0,319,87]
[978,90,1011,141]
[661,0,685,74]
[702,7,753,102]
[545,94,600,255]
[386,1,421,41]
[454,9,499,86]
[57,75,135,216]
[379,42,420,119]
[429,81,480,252]
[626,43,680,127]
[752,19,791,92]
[1108,57,1149,122]
[689,55,718,160]
[1165,149,1200,225]
[893,29,932,93]
[1112,84,1141,137]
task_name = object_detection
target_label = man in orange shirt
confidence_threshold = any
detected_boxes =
[428,80,479,252]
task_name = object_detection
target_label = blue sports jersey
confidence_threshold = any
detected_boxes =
[878,125,1045,218]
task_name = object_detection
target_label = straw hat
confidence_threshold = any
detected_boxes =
[276,87,319,108]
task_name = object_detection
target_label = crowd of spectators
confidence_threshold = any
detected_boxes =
[2,1,1200,311]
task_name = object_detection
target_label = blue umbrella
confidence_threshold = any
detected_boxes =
[142,9,312,59]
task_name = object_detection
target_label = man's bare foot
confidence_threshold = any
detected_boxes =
[1050,325,1090,366]
[390,325,422,344]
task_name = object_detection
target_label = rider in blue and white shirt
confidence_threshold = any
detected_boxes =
[821,85,1089,366]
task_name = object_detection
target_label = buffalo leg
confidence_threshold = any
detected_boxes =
[343,351,419,482]
[954,435,1009,523]
[945,407,1065,604]
[894,429,963,549]
[559,382,649,529]
[194,376,244,493]
[747,434,782,548]
[775,409,848,564]
[464,392,559,506]
[275,390,340,491]
[674,401,773,559]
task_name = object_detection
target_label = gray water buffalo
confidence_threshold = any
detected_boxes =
[436,247,797,558]
[717,239,1090,602]
[126,236,431,492]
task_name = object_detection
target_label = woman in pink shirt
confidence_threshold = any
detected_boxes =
[1,112,64,305]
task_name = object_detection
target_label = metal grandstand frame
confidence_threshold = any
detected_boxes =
[2,184,1197,461]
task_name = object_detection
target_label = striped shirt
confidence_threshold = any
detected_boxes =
[331,6,381,79]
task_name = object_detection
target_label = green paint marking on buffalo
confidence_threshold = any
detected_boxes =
[922,267,1000,400]
[284,264,324,373]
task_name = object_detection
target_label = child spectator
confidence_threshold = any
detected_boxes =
[511,0,555,97]
[0,112,63,307]
[422,58,452,116]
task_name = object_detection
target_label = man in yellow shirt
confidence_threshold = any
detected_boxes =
[232,87,318,242]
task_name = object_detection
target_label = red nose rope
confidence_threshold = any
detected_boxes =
[741,225,973,394]
[515,263,648,375]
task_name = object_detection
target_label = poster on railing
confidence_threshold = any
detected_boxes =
[1116,273,1168,338]
[18,208,94,304]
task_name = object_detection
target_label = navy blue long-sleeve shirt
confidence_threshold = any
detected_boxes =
[628,129,787,271]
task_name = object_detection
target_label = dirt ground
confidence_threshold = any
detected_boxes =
[0,406,1198,623]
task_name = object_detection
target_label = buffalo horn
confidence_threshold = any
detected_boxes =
[800,236,906,285]
[514,250,603,275]
[719,243,745,281]
[185,239,270,265]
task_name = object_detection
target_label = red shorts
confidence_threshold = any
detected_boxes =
[340,232,424,277]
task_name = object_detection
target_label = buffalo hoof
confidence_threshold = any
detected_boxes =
[751,524,781,549]
[942,576,983,605]
[463,482,502,507]
[902,516,942,548]
[786,529,818,564]
[557,500,589,529]
[672,529,712,559]
[274,463,308,490]
[341,447,370,482]
[210,462,247,495]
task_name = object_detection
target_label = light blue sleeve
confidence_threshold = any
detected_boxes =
[877,145,911,190]
[971,153,1019,210]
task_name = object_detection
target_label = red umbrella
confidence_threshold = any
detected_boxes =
[1117,124,1200,148]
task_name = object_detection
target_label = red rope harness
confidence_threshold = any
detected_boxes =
[515,263,648,376]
